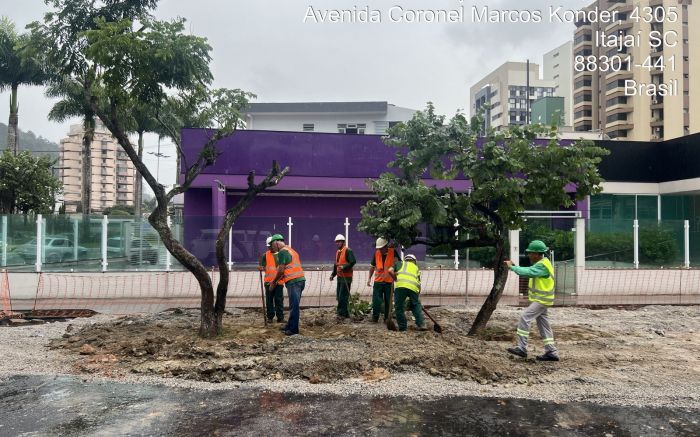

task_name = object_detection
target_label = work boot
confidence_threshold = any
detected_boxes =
[536,352,560,362]
[283,330,298,336]
[276,318,285,323]
[267,318,274,324]
[417,325,429,331]
[507,347,527,358]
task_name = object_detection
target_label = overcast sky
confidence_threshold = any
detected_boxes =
[1,0,580,187]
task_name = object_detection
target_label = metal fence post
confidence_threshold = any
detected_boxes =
[287,217,293,247]
[35,214,42,272]
[684,220,690,269]
[454,219,459,270]
[344,217,350,244]
[166,216,172,272]
[574,217,585,295]
[101,215,108,272]
[509,229,520,266]
[72,218,79,261]
[633,219,639,269]
[1,216,7,267]
[227,220,233,270]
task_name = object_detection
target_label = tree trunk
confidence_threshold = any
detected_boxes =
[81,117,95,224]
[468,236,510,335]
[134,131,143,219]
[147,205,219,337]
[7,85,19,154]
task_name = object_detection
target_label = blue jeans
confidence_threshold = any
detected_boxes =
[285,280,305,333]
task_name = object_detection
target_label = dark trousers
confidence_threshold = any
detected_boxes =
[372,282,392,321]
[265,283,284,321]
[394,287,425,330]
[336,277,352,317]
[285,280,305,334]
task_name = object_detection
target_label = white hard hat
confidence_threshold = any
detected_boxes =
[335,234,346,241]
[265,236,272,246]
[375,237,388,249]
[405,254,417,261]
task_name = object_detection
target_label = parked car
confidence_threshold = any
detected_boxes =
[107,237,126,257]
[128,238,159,265]
[17,236,88,263]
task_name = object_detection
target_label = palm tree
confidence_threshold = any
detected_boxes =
[0,17,48,154]
[46,75,96,217]
[129,103,160,220]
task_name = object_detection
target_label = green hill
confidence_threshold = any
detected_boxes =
[0,122,59,158]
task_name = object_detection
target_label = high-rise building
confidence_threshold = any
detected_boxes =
[543,41,574,127]
[572,0,699,141]
[59,121,135,213]
[470,62,556,131]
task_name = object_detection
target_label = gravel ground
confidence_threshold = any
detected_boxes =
[1,305,698,410]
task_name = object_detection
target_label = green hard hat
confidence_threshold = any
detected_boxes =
[270,234,285,242]
[525,240,549,253]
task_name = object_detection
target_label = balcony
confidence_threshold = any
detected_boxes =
[650,98,664,109]
[650,118,664,128]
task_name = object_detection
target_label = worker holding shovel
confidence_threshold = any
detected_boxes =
[329,234,356,320]
[505,240,560,362]
[259,236,284,324]
[394,254,429,331]
[367,238,401,323]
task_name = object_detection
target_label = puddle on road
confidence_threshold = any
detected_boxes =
[0,375,698,436]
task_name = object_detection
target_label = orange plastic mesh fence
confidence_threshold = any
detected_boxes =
[2,266,697,315]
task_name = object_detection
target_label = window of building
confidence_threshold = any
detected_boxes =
[337,123,366,135]
[606,113,628,123]
[302,123,314,132]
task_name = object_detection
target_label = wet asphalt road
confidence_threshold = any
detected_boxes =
[0,375,698,436]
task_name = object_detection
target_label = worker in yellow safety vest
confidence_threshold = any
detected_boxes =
[394,254,428,331]
[504,240,560,361]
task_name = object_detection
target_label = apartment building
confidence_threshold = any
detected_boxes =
[243,101,416,135]
[470,62,556,131]
[573,0,699,141]
[544,41,574,126]
[59,122,135,213]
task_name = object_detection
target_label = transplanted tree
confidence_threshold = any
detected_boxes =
[0,150,61,214]
[0,17,48,154]
[31,1,287,337]
[359,104,608,335]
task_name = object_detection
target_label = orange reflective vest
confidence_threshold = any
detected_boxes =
[336,246,353,278]
[279,246,305,284]
[263,251,277,283]
[374,249,395,283]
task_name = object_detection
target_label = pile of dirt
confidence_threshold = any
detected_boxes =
[49,307,617,386]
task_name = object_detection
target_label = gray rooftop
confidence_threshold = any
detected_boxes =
[245,101,389,114]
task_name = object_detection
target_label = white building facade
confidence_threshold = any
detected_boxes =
[470,62,556,131]
[244,101,416,135]
[543,41,574,127]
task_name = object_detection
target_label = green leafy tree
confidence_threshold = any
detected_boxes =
[0,150,61,214]
[32,1,287,337]
[0,17,48,154]
[359,104,609,334]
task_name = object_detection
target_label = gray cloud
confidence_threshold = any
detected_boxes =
[2,0,583,185]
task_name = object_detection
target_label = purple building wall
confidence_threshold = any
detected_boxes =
[181,129,583,265]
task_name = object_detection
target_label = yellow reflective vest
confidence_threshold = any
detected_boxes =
[395,261,421,293]
[528,258,555,306]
